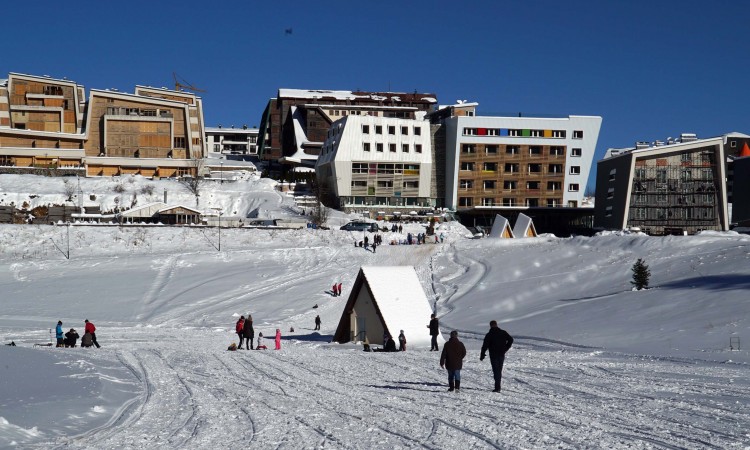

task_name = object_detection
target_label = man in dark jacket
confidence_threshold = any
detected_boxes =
[440,330,467,392]
[480,320,514,392]
[64,329,80,347]
[428,313,440,351]
[242,316,255,350]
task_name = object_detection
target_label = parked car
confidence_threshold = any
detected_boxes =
[340,221,379,232]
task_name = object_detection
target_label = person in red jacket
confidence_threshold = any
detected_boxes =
[84,319,101,348]
[236,316,246,349]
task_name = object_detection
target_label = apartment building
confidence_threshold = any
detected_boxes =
[256,89,437,170]
[205,125,259,155]
[593,133,750,234]
[315,115,434,210]
[0,72,206,177]
[441,108,602,210]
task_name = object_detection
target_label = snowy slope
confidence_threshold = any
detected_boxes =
[0,174,749,448]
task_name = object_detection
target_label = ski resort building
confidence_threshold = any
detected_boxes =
[256,89,437,172]
[315,115,436,211]
[333,266,442,348]
[593,133,750,235]
[205,125,259,156]
[0,72,206,178]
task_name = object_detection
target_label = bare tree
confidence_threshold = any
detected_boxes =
[62,179,76,202]
[180,159,206,207]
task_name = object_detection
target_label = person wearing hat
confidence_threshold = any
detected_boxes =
[440,330,466,392]
[55,321,64,347]
[64,328,80,348]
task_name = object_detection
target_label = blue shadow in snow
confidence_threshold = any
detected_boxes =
[658,274,750,292]
[278,332,333,343]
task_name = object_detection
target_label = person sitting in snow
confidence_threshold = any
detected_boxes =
[81,332,93,348]
[64,328,79,348]
[374,335,397,352]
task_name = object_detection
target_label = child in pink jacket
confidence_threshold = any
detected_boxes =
[275,329,281,350]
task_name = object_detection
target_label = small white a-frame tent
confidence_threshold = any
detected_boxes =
[488,214,514,238]
[513,213,538,238]
[333,266,444,348]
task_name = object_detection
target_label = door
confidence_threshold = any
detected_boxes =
[356,316,367,342]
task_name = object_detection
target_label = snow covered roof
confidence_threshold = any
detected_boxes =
[119,202,167,218]
[489,214,514,238]
[513,213,538,238]
[158,205,202,214]
[361,266,442,347]
[278,89,436,104]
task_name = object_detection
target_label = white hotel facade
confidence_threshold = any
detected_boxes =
[315,115,434,210]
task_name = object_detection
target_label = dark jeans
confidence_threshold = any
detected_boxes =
[431,335,438,351]
[238,333,245,349]
[490,354,505,390]
[447,369,461,382]
[90,333,101,348]
[56,338,64,347]
[315,324,320,330]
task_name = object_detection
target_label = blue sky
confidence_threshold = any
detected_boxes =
[4,1,749,189]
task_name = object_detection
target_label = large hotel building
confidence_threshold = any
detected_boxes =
[0,72,206,177]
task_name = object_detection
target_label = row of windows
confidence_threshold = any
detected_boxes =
[363,142,423,153]
[462,128,584,139]
[460,162,580,175]
[329,110,412,119]
[362,124,423,136]
[351,180,419,189]
[459,180,579,191]
[458,198,574,207]
[351,162,420,175]
[461,144,581,157]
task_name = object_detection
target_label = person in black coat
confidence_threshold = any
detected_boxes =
[374,335,398,352]
[242,316,255,350]
[64,329,80,348]
[427,314,440,351]
[480,320,514,392]
[440,331,467,392]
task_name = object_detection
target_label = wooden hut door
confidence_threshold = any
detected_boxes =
[356,317,367,342]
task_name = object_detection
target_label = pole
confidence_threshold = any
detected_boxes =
[220,162,223,184]
[67,222,70,259]
[218,211,221,251]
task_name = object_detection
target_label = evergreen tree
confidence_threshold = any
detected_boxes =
[631,258,651,290]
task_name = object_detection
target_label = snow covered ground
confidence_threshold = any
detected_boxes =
[0,174,749,448]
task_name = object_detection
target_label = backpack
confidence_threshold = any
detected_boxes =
[235,320,244,333]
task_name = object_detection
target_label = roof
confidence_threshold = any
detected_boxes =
[489,214,514,238]
[158,205,202,214]
[119,202,167,218]
[361,266,442,347]
[278,89,436,104]
[513,213,537,238]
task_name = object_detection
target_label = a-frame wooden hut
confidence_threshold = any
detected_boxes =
[513,213,538,238]
[333,266,443,348]
[489,214,514,238]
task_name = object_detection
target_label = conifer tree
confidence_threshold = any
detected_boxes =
[631,258,651,290]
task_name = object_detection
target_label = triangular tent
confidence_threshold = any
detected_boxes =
[333,266,444,348]
[488,214,514,238]
[513,213,538,238]
[741,142,750,158]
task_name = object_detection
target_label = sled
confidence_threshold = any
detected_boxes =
[34,342,53,347]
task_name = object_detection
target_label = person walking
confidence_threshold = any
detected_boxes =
[55,321,64,347]
[314,315,321,331]
[398,330,407,351]
[332,283,338,297]
[84,319,100,348]
[275,329,282,350]
[427,313,440,351]
[236,316,246,349]
[440,331,467,392]
[242,315,255,350]
[337,282,343,297]
[480,320,514,392]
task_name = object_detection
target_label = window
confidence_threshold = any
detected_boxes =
[548,181,561,191]
[403,181,419,189]
[552,130,566,138]
[463,128,477,136]
[656,169,667,183]
[485,145,498,154]
[376,143,383,152]
[375,125,382,134]
[527,181,540,190]
[352,163,368,173]
[571,148,582,157]
[568,200,578,207]
[415,144,423,153]
[483,162,498,172]
[548,164,563,174]
[461,162,475,171]
[550,146,564,156]
[508,129,522,137]
[402,144,409,153]
[506,146,519,155]
[414,127,421,136]
[502,198,517,207]
[504,163,519,173]
[530,130,544,137]
[681,170,691,181]
[528,163,542,173]
[389,143,397,152]
[363,142,371,152]
[377,180,394,188]
[609,169,616,181]
[569,183,580,192]
[214,144,220,152]
[362,125,370,134]
[388,126,395,135]
[680,152,692,162]
[174,137,186,148]
[487,129,499,136]
[573,130,583,139]
[401,126,408,135]
[526,198,539,207]
[351,180,367,187]
[547,199,561,207]
[460,179,474,189]
[607,188,614,199]
[462,144,475,153]
[529,146,542,156]
[570,166,581,175]
[482,198,495,206]
[504,180,517,190]
[483,180,496,190]
[459,197,473,207]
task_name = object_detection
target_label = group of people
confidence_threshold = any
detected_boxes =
[233,315,281,351]
[55,319,100,348]
[331,282,343,297]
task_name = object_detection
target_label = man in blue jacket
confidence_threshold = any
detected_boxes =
[55,320,64,347]
[480,320,514,392]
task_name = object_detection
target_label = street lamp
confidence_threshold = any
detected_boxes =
[220,161,224,184]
